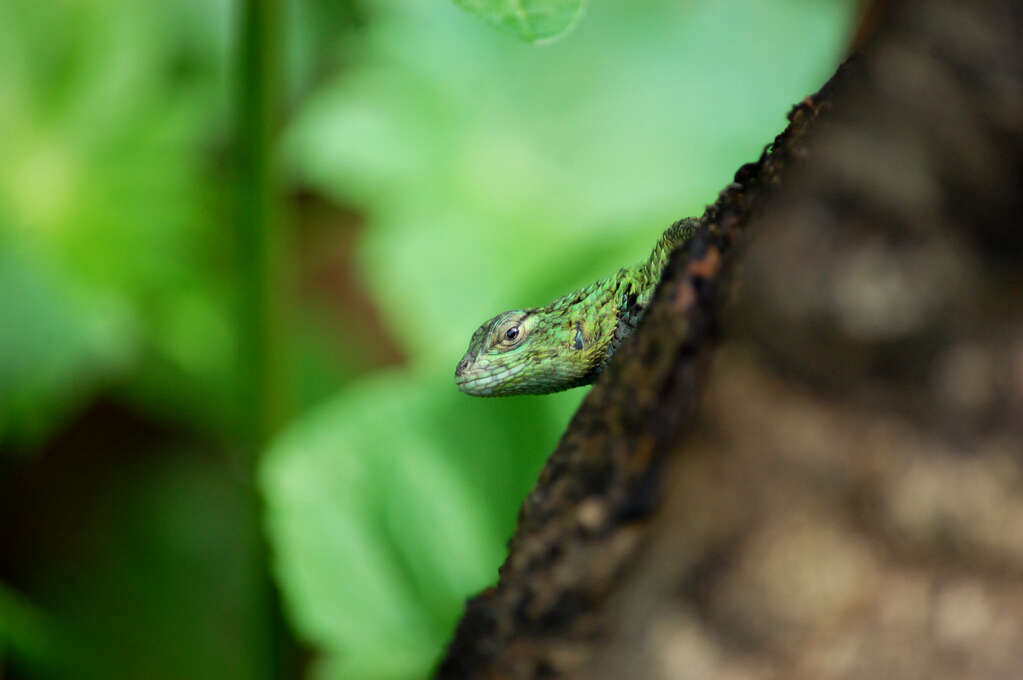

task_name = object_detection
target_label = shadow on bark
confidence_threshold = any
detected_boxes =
[439,1,1023,677]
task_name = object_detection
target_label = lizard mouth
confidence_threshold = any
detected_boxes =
[454,361,526,396]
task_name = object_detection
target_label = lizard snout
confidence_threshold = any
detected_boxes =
[455,356,472,377]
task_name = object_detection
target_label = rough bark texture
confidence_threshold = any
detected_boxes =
[438,0,1023,677]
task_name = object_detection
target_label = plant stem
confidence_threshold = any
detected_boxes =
[235,1,292,678]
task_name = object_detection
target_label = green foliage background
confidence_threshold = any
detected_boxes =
[0,0,855,678]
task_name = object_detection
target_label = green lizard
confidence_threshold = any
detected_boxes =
[455,218,698,396]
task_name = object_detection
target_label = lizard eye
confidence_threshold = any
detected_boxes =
[492,314,529,350]
[495,323,524,349]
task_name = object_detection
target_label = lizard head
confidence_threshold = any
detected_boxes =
[455,307,601,396]
[455,309,541,396]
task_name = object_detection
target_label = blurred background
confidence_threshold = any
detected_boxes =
[0,1,856,677]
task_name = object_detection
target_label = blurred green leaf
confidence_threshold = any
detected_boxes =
[0,245,133,449]
[261,368,578,677]
[266,373,480,677]
[453,0,587,44]
[0,0,238,443]
[0,582,54,670]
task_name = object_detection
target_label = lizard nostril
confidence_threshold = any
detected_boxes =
[456,358,471,376]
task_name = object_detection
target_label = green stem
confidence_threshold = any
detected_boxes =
[237,0,286,452]
[235,2,292,678]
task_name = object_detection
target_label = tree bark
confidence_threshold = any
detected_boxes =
[439,1,1023,677]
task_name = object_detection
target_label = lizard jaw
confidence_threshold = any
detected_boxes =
[455,358,527,396]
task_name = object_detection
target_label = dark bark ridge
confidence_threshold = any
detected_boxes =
[439,0,1023,677]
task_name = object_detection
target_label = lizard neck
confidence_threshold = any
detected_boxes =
[601,218,699,370]
[639,217,698,290]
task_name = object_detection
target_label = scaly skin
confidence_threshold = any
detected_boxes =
[455,218,697,396]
